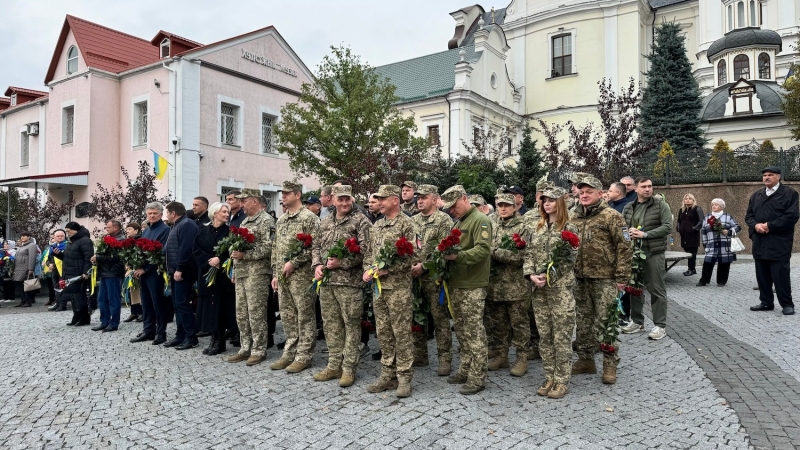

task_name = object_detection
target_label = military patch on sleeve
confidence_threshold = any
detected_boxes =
[481,222,489,239]
[621,227,631,242]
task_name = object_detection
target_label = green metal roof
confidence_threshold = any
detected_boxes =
[374,45,479,103]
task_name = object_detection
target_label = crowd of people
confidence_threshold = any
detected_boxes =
[2,166,796,399]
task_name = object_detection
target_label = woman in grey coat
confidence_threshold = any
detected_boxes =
[13,232,39,307]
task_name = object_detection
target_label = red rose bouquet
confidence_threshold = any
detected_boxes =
[279,233,313,284]
[136,238,165,272]
[95,235,124,259]
[707,216,723,236]
[207,225,256,284]
[499,233,527,252]
[313,237,361,291]
[598,292,625,356]
[423,228,461,282]
[366,236,415,298]
[624,240,646,296]
[536,230,580,286]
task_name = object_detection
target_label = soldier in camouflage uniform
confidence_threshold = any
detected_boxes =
[521,176,553,360]
[411,184,454,376]
[362,185,418,398]
[566,172,590,213]
[440,185,493,395]
[225,189,275,366]
[487,193,532,376]
[570,175,632,385]
[311,185,371,387]
[270,181,320,373]
[524,186,579,399]
[400,181,419,216]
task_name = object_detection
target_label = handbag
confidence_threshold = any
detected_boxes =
[23,273,41,292]
[730,229,745,253]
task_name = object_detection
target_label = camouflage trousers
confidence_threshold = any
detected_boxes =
[532,284,575,385]
[278,271,317,363]
[575,278,621,367]
[451,287,488,387]
[412,279,453,363]
[320,285,363,371]
[486,299,531,358]
[374,287,414,383]
[235,275,269,357]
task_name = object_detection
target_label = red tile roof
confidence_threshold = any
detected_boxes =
[4,86,49,98]
[150,30,203,48]
[0,97,10,104]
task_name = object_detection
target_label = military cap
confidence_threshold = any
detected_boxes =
[568,172,591,184]
[303,195,321,205]
[280,180,303,193]
[536,174,551,192]
[469,194,486,206]
[415,184,439,196]
[494,193,515,205]
[374,185,401,198]
[762,166,781,175]
[502,185,525,196]
[401,181,418,190]
[576,175,603,190]
[331,185,354,197]
[541,186,567,199]
[441,185,467,209]
[235,188,261,199]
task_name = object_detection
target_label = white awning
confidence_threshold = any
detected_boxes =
[0,172,88,189]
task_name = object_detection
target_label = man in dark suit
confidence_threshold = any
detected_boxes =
[164,202,200,349]
[746,166,799,316]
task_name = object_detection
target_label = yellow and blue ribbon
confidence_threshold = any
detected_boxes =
[221,258,234,281]
[366,266,382,299]
[89,267,97,296]
[437,280,454,318]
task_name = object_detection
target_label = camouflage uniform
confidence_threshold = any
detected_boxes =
[400,181,419,216]
[364,187,417,384]
[570,177,632,369]
[487,208,531,360]
[411,192,454,365]
[523,206,578,386]
[233,193,275,359]
[272,185,321,364]
[312,189,371,373]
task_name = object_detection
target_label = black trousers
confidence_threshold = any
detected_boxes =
[267,283,276,337]
[755,259,793,307]
[14,281,35,305]
[621,292,631,319]
[45,277,56,302]
[140,272,166,337]
[682,246,698,272]
[699,261,731,285]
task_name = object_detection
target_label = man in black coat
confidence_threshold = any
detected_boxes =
[58,222,94,326]
[131,202,171,345]
[91,220,127,332]
[164,201,200,350]
[746,166,799,315]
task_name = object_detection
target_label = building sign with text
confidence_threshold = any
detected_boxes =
[241,49,298,77]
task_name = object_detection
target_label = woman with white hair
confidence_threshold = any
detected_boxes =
[697,198,741,287]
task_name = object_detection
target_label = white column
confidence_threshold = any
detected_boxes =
[176,59,201,204]
[0,115,6,179]
[604,6,619,89]
[449,97,461,159]
[38,103,46,174]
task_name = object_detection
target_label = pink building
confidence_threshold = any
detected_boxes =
[0,15,316,229]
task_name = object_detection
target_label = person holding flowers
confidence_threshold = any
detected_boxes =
[569,175,632,386]
[486,193,532,377]
[523,186,579,399]
[90,220,127,332]
[311,185,371,387]
[362,185,418,398]
[696,198,741,288]
[130,202,171,345]
[270,181,320,373]
[121,223,143,322]
[439,185,493,396]
[58,222,94,326]
[410,184,454,376]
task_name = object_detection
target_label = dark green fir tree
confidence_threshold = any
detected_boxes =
[510,123,546,206]
[639,21,705,154]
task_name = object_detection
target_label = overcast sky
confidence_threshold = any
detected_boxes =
[0,0,481,91]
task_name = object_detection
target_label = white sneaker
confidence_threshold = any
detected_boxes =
[648,326,667,340]
[621,322,643,334]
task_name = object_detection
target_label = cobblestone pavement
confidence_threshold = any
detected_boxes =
[1,265,789,449]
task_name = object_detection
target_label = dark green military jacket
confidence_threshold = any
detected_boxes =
[449,206,492,289]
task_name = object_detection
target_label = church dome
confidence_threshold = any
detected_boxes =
[707,27,782,62]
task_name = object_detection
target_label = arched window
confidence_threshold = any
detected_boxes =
[734,54,750,80]
[758,53,770,79]
[66,46,78,74]
[749,0,756,25]
[727,5,733,31]
[737,1,745,28]
[718,60,728,85]
[160,38,170,59]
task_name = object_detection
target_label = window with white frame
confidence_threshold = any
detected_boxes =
[727,5,733,31]
[160,39,170,59]
[10,94,16,106]
[737,2,745,28]
[134,101,148,146]
[62,105,74,144]
[261,113,276,153]
[20,132,29,167]
[551,34,573,77]
[220,103,238,146]
[67,46,78,74]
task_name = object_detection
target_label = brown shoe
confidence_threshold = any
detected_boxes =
[488,354,509,371]
[571,357,597,375]
[226,352,250,363]
[285,360,310,373]
[366,377,398,393]
[339,369,355,387]
[269,356,293,370]
[412,356,429,367]
[395,380,411,398]
[436,360,452,377]
[536,378,554,396]
[547,383,569,399]
[602,363,617,385]
[245,354,266,366]
[510,357,528,377]
[459,383,485,395]
[527,347,541,360]
[313,367,343,381]
[446,373,467,385]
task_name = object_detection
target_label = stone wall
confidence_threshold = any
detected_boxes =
[655,181,800,254]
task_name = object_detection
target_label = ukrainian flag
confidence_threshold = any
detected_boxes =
[152,150,169,180]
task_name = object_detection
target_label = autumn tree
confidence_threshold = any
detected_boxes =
[652,140,682,180]
[706,138,737,176]
[461,119,518,164]
[275,46,430,194]
[758,138,777,167]
[780,33,800,139]
[12,190,75,249]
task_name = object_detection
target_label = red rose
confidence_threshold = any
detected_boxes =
[411,325,423,333]
[58,280,66,289]
[451,229,462,238]
[608,345,615,353]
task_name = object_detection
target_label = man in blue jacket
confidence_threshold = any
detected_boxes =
[131,202,171,345]
[164,201,200,350]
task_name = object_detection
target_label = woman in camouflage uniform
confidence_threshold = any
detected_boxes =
[523,186,578,399]
[486,193,532,376]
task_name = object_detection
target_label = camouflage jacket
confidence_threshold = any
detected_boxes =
[413,210,453,282]
[271,206,320,278]
[235,210,275,278]
[489,214,530,302]
[401,201,418,216]
[364,212,417,290]
[522,203,541,227]
[570,201,632,284]
[523,221,579,289]
[312,209,371,286]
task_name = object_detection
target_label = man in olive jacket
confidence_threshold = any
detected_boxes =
[440,185,493,395]
[621,177,672,340]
